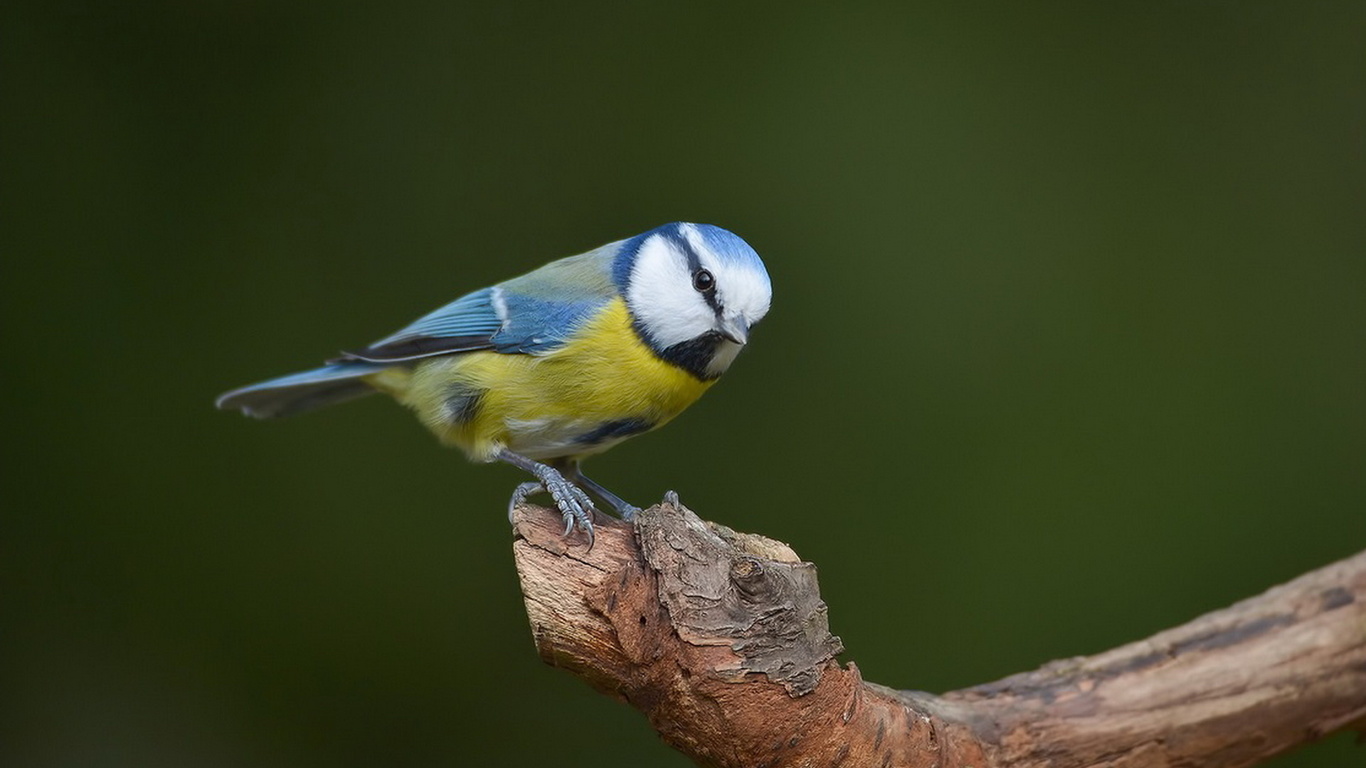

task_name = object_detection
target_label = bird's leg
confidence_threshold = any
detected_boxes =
[497,450,597,548]
[562,462,642,521]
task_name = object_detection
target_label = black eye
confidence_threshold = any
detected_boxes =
[692,269,715,293]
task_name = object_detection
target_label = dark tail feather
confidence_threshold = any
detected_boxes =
[215,362,386,419]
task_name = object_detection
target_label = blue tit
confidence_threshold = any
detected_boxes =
[217,222,772,544]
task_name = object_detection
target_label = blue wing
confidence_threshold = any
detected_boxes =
[217,240,624,418]
[340,242,622,363]
[337,287,506,362]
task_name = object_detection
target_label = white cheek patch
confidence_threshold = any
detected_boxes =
[627,235,716,349]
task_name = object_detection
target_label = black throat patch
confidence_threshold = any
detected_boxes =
[651,331,724,381]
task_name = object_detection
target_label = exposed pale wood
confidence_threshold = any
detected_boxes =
[511,502,1366,768]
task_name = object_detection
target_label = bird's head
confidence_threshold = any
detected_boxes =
[616,222,772,380]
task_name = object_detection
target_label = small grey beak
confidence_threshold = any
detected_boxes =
[719,317,749,345]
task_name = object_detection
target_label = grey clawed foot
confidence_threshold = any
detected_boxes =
[662,490,681,507]
[541,469,596,548]
[497,449,598,549]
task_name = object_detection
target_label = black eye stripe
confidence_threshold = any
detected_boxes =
[692,267,721,314]
[663,229,723,314]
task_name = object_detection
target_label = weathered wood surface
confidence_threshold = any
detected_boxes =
[512,502,1366,768]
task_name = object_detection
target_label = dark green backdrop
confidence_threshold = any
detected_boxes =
[4,3,1363,766]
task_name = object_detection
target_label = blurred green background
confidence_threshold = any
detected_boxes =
[4,2,1363,766]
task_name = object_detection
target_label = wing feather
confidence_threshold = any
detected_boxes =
[336,242,622,364]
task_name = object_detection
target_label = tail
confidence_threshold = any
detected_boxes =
[216,361,388,419]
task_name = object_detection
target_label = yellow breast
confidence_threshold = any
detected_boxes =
[366,297,713,462]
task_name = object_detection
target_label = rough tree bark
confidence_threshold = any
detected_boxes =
[511,501,1366,768]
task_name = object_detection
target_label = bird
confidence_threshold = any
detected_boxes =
[216,222,772,546]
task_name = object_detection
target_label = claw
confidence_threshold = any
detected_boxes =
[497,449,597,549]
[544,473,593,544]
[567,484,598,516]
[508,481,545,522]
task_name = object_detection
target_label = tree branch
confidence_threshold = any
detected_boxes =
[511,502,1366,768]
